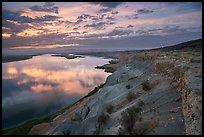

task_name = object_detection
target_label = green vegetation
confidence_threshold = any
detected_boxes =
[109,59,119,64]
[95,65,115,73]
[118,106,142,135]
[141,80,151,91]
[104,67,115,73]
[126,84,131,89]
[128,76,138,81]
[106,104,114,114]
[3,83,105,135]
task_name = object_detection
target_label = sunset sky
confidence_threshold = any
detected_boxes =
[2,2,202,50]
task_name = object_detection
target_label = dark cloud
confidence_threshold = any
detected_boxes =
[73,27,78,30]
[75,19,83,25]
[66,32,80,35]
[77,14,93,20]
[84,21,115,30]
[77,28,133,39]
[30,2,59,14]
[84,22,107,30]
[111,11,119,14]
[82,31,88,34]
[137,8,154,14]
[2,20,30,34]
[106,16,116,21]
[90,2,123,8]
[126,8,154,20]
[2,33,68,48]
[90,2,123,14]
[135,26,190,36]
[2,9,60,24]
[126,14,139,20]
[34,15,61,22]
[98,8,112,13]
[127,25,134,28]
[107,29,133,37]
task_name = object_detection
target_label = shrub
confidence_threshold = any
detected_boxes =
[141,72,146,75]
[104,67,115,73]
[128,76,138,81]
[138,100,145,106]
[94,125,102,135]
[94,113,110,135]
[126,85,131,89]
[118,106,142,135]
[127,92,137,101]
[98,113,109,126]
[141,80,151,91]
[106,104,114,114]
[109,60,119,64]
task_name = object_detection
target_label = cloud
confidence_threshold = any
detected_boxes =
[107,29,133,37]
[127,25,134,28]
[34,15,61,22]
[106,16,116,21]
[126,8,155,20]
[2,9,60,24]
[89,2,123,14]
[74,19,83,25]
[98,8,112,13]
[77,14,93,20]
[89,2,123,8]
[111,11,119,14]
[84,21,115,30]
[2,20,30,34]
[84,22,107,30]
[30,2,59,14]
[135,26,191,36]
[66,31,80,35]
[137,8,154,14]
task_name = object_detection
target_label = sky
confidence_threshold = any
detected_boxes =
[2,2,202,51]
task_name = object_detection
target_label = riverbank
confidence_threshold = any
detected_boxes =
[2,83,105,135]
[3,39,202,135]
[2,55,34,63]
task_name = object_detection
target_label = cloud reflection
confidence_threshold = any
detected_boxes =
[2,54,111,128]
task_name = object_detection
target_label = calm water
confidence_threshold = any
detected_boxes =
[2,54,111,129]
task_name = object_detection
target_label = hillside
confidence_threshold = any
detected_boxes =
[4,39,202,135]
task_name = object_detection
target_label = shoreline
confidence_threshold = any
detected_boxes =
[3,39,202,135]
[2,83,107,135]
[2,55,115,135]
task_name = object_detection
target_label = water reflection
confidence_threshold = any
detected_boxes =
[2,54,111,129]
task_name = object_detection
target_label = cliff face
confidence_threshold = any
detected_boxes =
[133,39,202,135]
[29,39,202,135]
[154,55,202,135]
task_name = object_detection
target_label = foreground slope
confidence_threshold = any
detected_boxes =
[27,39,202,135]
